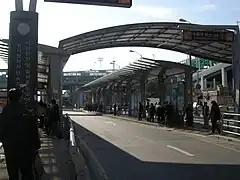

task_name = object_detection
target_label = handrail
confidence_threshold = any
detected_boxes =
[221,113,240,137]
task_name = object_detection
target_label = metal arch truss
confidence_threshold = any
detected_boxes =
[59,22,238,64]
[83,58,194,88]
[0,41,9,63]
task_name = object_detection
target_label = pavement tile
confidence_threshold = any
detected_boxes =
[0,130,76,180]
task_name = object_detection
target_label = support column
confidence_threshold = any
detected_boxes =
[204,78,207,90]
[140,75,146,117]
[184,68,193,107]
[96,88,100,105]
[233,30,240,112]
[221,68,228,87]
[49,54,63,106]
[158,67,167,103]
[213,78,216,89]
[200,77,204,90]
[126,79,132,116]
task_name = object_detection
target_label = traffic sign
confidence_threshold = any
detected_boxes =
[44,0,132,8]
[182,30,234,42]
[196,84,201,89]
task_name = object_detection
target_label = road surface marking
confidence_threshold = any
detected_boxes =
[104,121,116,126]
[167,145,195,157]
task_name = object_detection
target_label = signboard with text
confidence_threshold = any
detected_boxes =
[8,11,38,107]
[44,0,132,8]
[182,30,234,42]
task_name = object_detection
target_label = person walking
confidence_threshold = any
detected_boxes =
[0,88,41,180]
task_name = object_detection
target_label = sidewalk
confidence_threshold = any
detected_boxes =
[0,130,76,180]
[38,129,76,179]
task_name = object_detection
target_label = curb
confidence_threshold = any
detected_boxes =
[67,113,102,117]
[212,134,240,143]
[68,118,91,180]
[76,136,108,180]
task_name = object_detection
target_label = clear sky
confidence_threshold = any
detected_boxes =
[0,0,239,71]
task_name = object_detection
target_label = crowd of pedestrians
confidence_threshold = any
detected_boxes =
[0,88,61,179]
[138,100,222,134]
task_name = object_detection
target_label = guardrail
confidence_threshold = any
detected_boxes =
[64,114,91,180]
[222,113,240,137]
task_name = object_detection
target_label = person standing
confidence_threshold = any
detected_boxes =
[48,99,60,137]
[202,102,210,128]
[113,103,117,116]
[209,101,221,134]
[0,88,41,180]
[138,102,143,120]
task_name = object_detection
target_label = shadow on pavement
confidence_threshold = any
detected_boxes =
[73,122,240,180]
[38,130,76,179]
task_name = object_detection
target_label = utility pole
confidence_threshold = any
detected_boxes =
[98,57,103,69]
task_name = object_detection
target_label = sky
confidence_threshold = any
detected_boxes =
[0,0,240,71]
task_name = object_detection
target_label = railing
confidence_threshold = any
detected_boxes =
[64,114,91,179]
[221,113,240,137]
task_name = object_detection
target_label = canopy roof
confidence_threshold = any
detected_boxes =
[59,22,237,63]
[83,58,195,88]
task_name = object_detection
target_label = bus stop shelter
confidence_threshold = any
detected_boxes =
[81,58,195,116]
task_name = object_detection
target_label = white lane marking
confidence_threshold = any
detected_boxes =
[167,145,195,157]
[104,121,116,126]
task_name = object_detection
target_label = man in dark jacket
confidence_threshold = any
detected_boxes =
[0,88,41,180]
[48,99,60,137]
[209,101,221,134]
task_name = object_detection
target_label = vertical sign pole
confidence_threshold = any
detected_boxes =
[15,0,23,11]
[8,11,38,108]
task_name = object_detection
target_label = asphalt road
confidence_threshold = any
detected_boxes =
[71,115,240,180]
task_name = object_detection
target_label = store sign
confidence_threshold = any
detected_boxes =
[182,30,234,42]
[8,11,38,107]
[44,0,132,8]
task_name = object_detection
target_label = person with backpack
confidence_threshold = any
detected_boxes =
[0,88,41,180]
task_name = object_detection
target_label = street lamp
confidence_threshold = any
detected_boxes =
[129,50,143,59]
[110,58,120,70]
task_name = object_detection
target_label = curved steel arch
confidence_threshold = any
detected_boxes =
[59,22,236,63]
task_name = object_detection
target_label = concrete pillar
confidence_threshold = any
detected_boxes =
[126,79,132,116]
[204,78,207,89]
[184,68,193,107]
[200,77,204,90]
[213,78,216,89]
[221,68,228,87]
[49,54,63,107]
[200,77,207,89]
[158,67,167,103]
[140,75,146,117]
[233,31,240,112]
[116,85,121,105]
[107,84,113,107]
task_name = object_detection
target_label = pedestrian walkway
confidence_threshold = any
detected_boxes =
[0,129,76,180]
